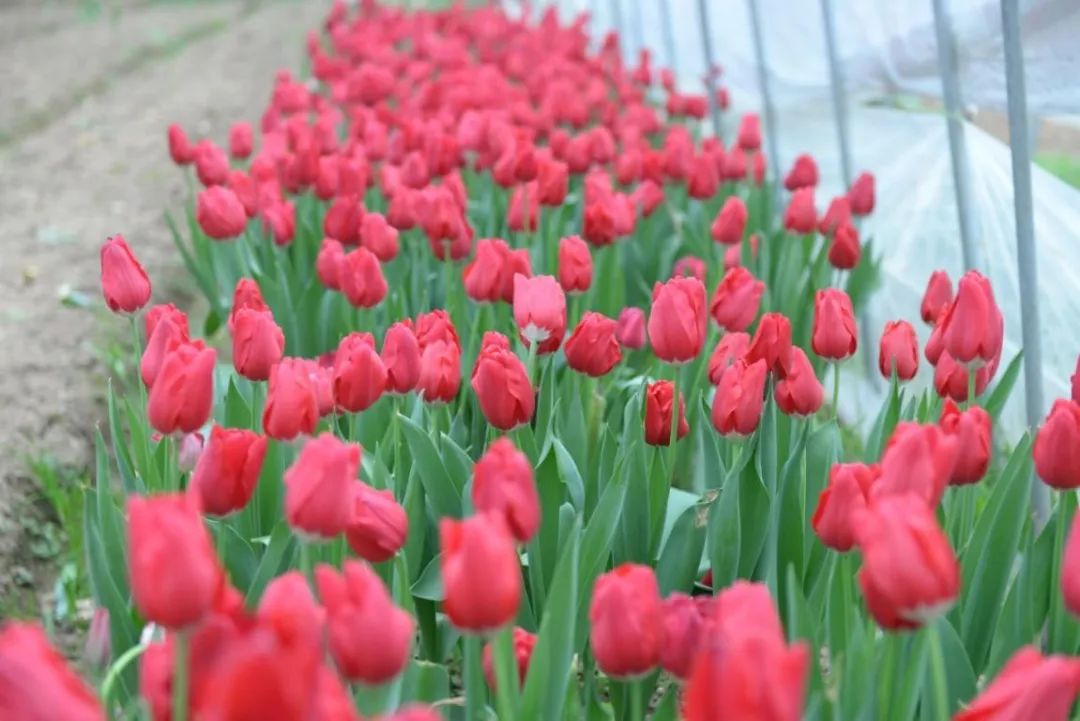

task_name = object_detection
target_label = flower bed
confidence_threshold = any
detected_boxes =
[4,2,1080,720]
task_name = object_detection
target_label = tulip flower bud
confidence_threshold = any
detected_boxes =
[648,277,707,364]
[231,308,285,382]
[0,622,106,721]
[776,347,824,416]
[147,341,216,435]
[564,312,622,378]
[464,239,514,304]
[417,339,461,404]
[711,359,768,436]
[316,561,413,684]
[167,123,194,165]
[440,513,521,632]
[812,463,879,552]
[382,322,421,394]
[659,593,705,680]
[197,186,248,240]
[958,647,1080,721]
[508,182,539,232]
[190,425,268,517]
[194,140,229,187]
[938,270,1004,367]
[127,493,220,629]
[939,400,991,485]
[847,172,876,216]
[470,338,534,431]
[100,234,151,313]
[482,627,537,688]
[589,564,663,678]
[644,380,689,447]
[746,312,793,375]
[359,211,399,262]
[537,157,568,207]
[707,332,750,385]
[615,307,646,350]
[687,153,719,200]
[257,571,325,651]
[557,235,592,294]
[783,153,819,191]
[828,221,861,270]
[854,494,960,630]
[262,358,320,441]
[229,278,269,328]
[812,288,858,361]
[710,196,747,245]
[1035,400,1080,490]
[878,320,919,381]
[672,256,706,282]
[316,237,346,291]
[472,438,539,543]
[513,275,567,353]
[228,121,253,160]
[283,433,360,539]
[324,195,363,245]
[921,270,953,326]
[783,187,817,234]
[346,484,408,563]
[709,267,764,333]
[333,332,387,413]
[873,422,957,508]
[341,246,388,308]
[818,196,852,236]
[737,113,761,151]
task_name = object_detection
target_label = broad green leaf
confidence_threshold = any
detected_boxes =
[983,352,1023,420]
[575,469,629,651]
[411,554,444,602]
[398,414,462,519]
[657,500,707,595]
[920,620,975,720]
[552,438,585,512]
[244,521,296,605]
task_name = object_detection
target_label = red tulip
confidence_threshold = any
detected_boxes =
[937,270,1004,368]
[513,274,567,353]
[127,493,220,628]
[878,320,919,381]
[470,336,534,430]
[141,312,189,389]
[508,182,539,232]
[873,422,957,508]
[939,400,991,485]
[227,170,257,217]
[257,571,325,652]
[847,171,875,216]
[812,462,880,552]
[684,583,808,721]
[707,332,750,385]
[463,238,530,304]
[1062,513,1080,620]
[724,233,760,270]
[590,564,663,678]
[417,339,461,404]
[283,433,359,539]
[1034,400,1080,489]
[818,196,852,236]
[333,332,387,413]
[341,247,388,308]
[812,288,858,361]
[737,113,761,151]
[168,123,194,165]
[648,277,707,364]
[359,211,399,262]
[421,187,472,261]
[630,179,665,218]
[316,237,346,290]
[709,267,764,332]
[583,197,618,246]
[711,359,768,436]
[934,351,997,402]
[262,358,320,440]
[783,153,819,191]
[828,222,861,270]
[346,483,408,564]
[645,380,689,446]
[197,186,248,240]
[776,347,824,416]
[687,153,719,200]
[783,187,817,234]
[710,196,747,245]
[564,312,621,377]
[100,234,151,313]
[440,513,521,632]
[746,312,793,375]
[194,140,230,186]
[147,341,216,435]
[616,307,647,350]
[959,647,1080,721]
[855,494,960,630]
[659,593,705,680]
[537,156,569,207]
[381,322,421,394]
[316,561,413,684]
[472,437,539,543]
[921,270,954,326]
[0,623,104,721]
[558,235,593,293]
[231,308,285,381]
[190,425,268,517]
[228,122,253,159]
[229,277,269,325]
[482,627,537,688]
[721,145,748,182]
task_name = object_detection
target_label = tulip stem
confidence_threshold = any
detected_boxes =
[299,541,314,587]
[630,680,645,721]
[464,634,485,720]
[100,640,148,720]
[172,630,190,721]
[667,366,681,481]
[966,368,977,409]
[525,339,539,389]
[492,625,520,720]
[926,620,950,718]
[831,362,841,421]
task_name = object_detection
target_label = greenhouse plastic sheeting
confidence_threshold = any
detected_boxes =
[531,0,1080,435]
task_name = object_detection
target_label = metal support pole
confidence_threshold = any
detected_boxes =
[1001,0,1049,529]
[659,0,678,79]
[696,0,722,138]
[819,0,852,187]
[746,0,782,214]
[931,0,979,271]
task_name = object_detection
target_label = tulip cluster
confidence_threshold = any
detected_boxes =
[21,2,1080,721]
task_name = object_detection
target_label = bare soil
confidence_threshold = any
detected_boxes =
[0,0,328,614]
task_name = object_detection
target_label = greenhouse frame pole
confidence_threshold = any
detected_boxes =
[696,0,722,138]
[746,0,781,213]
[1001,0,1050,530]
[659,0,677,78]
[931,0,979,272]
[819,0,852,187]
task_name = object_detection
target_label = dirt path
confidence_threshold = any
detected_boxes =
[0,0,328,610]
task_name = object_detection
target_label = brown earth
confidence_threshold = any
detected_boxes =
[0,0,329,615]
